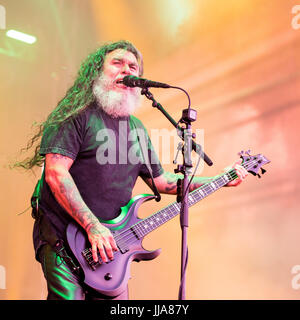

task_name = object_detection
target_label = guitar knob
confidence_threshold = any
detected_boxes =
[104,273,112,281]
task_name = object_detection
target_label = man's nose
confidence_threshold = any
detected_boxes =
[121,64,131,74]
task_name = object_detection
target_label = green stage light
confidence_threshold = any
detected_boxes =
[6,30,36,44]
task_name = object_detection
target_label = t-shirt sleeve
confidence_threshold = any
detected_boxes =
[39,114,85,160]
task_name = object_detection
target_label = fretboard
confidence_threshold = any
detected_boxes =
[132,169,238,239]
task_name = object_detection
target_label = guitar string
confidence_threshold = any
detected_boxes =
[109,159,258,248]
[85,168,240,266]
[86,170,241,266]
[112,159,257,247]
[112,170,239,248]
[85,159,260,265]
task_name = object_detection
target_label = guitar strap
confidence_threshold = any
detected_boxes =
[131,117,161,202]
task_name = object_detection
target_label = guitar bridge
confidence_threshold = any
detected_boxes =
[82,248,98,270]
[81,244,128,271]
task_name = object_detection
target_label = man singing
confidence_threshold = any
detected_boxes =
[21,40,248,300]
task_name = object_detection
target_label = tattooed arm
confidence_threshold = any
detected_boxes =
[45,153,118,262]
[143,171,214,195]
[143,161,248,194]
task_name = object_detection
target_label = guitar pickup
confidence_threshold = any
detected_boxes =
[112,230,130,253]
[116,242,129,254]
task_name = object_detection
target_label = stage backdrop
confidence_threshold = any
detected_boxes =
[0,0,299,299]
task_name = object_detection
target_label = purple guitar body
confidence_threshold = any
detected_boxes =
[67,194,161,297]
[66,151,270,296]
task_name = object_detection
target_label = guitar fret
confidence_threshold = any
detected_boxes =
[188,174,229,206]
[138,224,146,237]
[135,204,178,237]
[133,223,143,238]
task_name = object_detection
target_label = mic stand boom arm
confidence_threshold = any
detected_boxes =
[140,88,213,166]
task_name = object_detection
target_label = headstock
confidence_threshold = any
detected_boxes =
[238,150,270,178]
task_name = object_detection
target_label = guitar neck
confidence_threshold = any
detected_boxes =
[132,169,238,238]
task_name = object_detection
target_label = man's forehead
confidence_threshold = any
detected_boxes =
[105,49,138,64]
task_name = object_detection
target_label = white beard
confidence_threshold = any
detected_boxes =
[93,73,142,118]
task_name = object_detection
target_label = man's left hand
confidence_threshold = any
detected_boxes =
[224,159,249,187]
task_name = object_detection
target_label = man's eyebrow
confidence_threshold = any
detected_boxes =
[112,57,122,61]
[112,57,138,67]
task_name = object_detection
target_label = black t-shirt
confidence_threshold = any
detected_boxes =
[33,103,163,256]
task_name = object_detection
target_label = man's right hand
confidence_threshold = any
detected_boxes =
[86,222,119,263]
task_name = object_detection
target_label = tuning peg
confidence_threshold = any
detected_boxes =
[257,173,261,178]
[238,151,244,156]
[261,168,266,175]
[246,150,251,155]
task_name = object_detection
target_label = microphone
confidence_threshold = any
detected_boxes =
[121,75,171,89]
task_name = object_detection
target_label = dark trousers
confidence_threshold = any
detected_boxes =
[39,244,129,300]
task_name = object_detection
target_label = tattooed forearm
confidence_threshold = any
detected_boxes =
[162,172,180,193]
[161,172,178,193]
[48,171,100,232]
[158,171,215,195]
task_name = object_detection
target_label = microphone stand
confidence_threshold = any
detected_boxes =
[141,88,213,300]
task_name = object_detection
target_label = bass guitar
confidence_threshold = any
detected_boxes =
[66,151,270,296]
